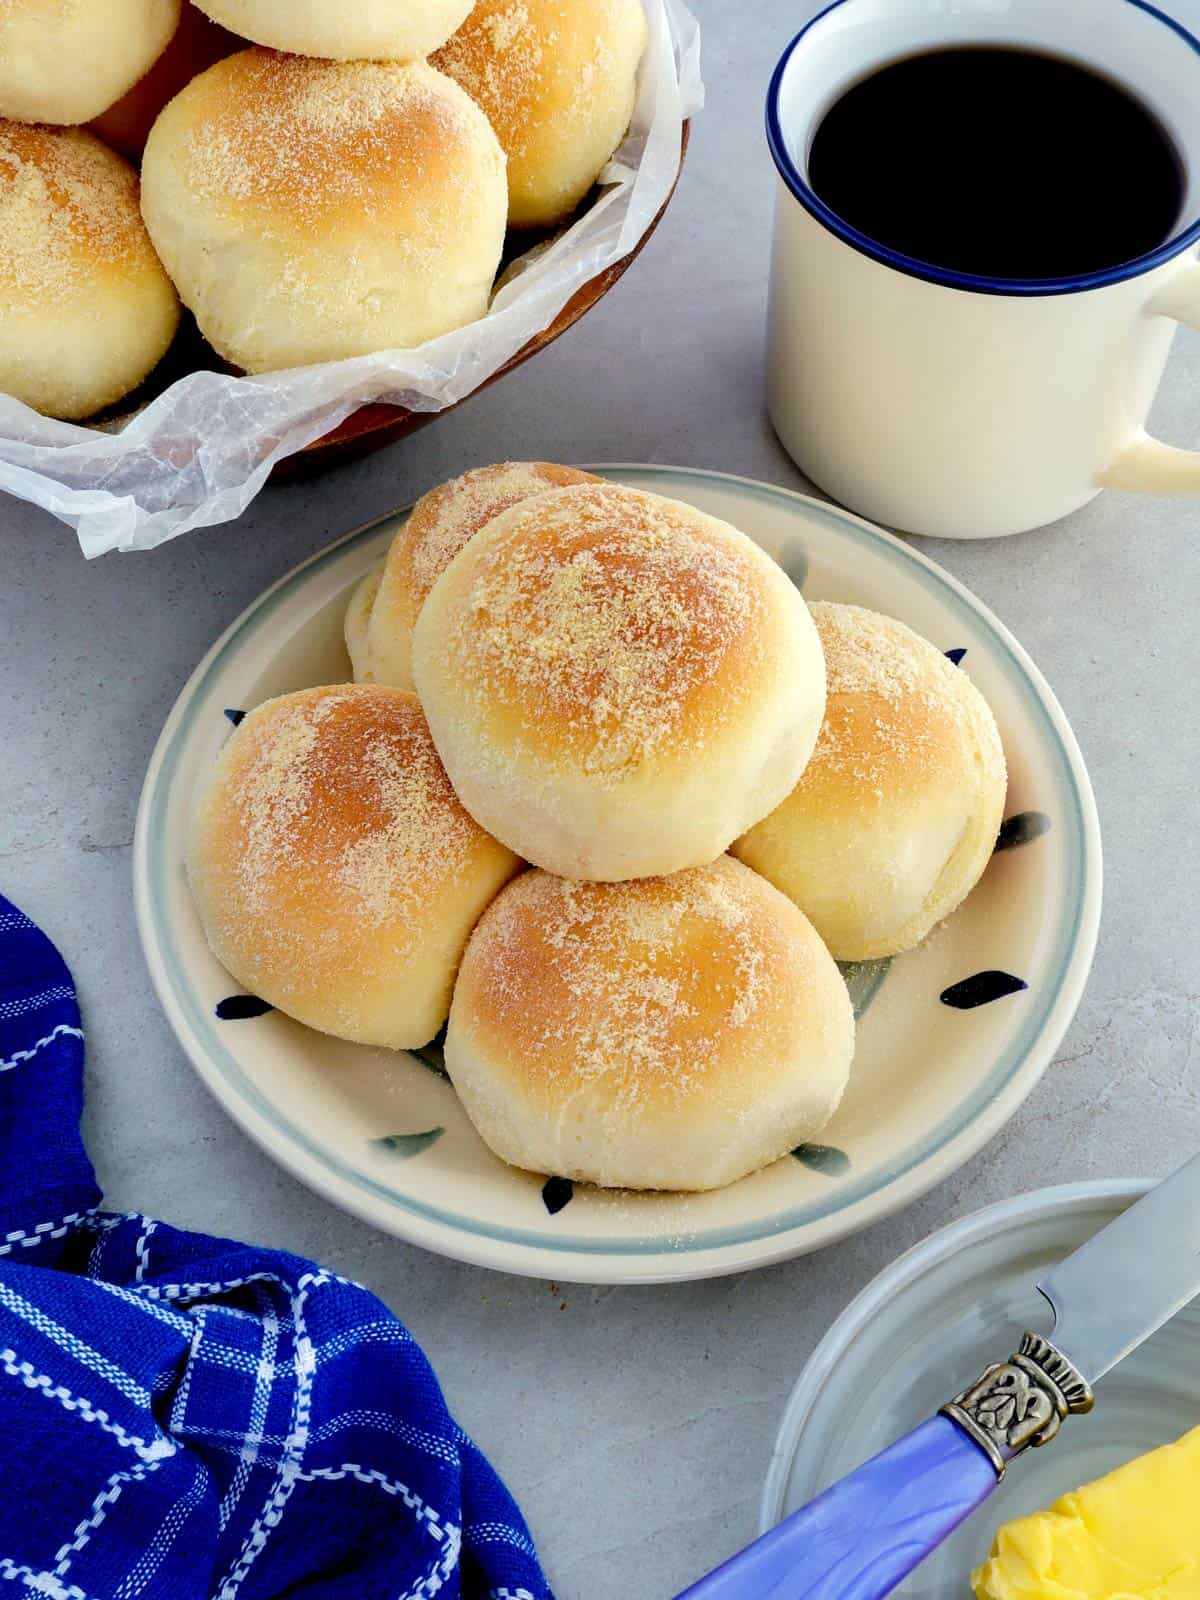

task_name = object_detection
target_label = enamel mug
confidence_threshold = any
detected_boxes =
[766,0,1200,538]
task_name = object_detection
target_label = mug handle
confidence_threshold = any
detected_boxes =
[1101,262,1200,492]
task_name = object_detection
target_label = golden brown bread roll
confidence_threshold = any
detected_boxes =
[0,0,181,125]
[433,0,647,226]
[446,857,855,1191]
[187,685,522,1049]
[140,51,507,373]
[344,566,383,684]
[192,0,474,62]
[0,123,179,420]
[733,602,1007,960]
[355,461,603,690]
[412,482,827,881]
[90,5,241,162]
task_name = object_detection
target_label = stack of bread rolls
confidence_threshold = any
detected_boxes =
[188,466,1008,1194]
[0,0,647,419]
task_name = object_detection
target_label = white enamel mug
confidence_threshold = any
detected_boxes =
[766,0,1200,538]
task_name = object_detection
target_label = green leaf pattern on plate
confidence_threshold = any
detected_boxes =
[793,1142,851,1177]
[372,1128,446,1158]
[839,958,892,1021]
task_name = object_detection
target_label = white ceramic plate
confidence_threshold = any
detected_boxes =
[760,1181,1200,1598]
[133,466,1102,1284]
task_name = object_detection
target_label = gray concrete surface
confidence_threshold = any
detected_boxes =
[4,4,1200,1594]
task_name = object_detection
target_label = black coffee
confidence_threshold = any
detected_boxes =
[807,46,1184,279]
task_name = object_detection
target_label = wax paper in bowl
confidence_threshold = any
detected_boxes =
[0,0,702,558]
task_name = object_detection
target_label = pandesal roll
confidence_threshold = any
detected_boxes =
[192,0,474,62]
[91,5,241,162]
[140,51,507,374]
[445,857,855,1191]
[0,0,181,125]
[433,0,647,226]
[734,603,1007,961]
[188,685,522,1050]
[412,482,827,882]
[344,565,383,683]
[0,123,179,420]
[358,461,602,690]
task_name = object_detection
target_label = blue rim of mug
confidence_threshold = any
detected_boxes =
[134,468,1101,1276]
[765,0,1200,298]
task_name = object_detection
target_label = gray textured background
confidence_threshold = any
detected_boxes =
[4,4,1200,1594]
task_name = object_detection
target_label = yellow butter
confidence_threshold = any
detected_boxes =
[972,1426,1200,1600]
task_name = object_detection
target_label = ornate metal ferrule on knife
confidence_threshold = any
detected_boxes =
[940,1331,1095,1477]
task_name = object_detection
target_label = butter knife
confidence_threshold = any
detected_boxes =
[676,1152,1200,1600]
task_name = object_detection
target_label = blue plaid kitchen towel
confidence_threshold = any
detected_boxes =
[0,893,552,1600]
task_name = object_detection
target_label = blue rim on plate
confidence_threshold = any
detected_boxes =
[133,467,1102,1280]
[766,0,1200,298]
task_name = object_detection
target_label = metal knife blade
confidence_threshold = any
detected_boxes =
[1038,1150,1200,1386]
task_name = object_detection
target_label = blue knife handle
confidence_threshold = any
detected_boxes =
[674,1415,998,1600]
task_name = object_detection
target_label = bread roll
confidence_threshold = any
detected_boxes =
[140,52,507,374]
[0,0,180,125]
[734,603,1007,961]
[91,5,241,162]
[412,482,826,881]
[188,685,522,1050]
[433,0,647,227]
[192,0,473,62]
[359,461,602,690]
[0,124,179,420]
[344,564,383,683]
[446,858,855,1191]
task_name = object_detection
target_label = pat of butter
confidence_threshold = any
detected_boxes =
[972,1425,1200,1600]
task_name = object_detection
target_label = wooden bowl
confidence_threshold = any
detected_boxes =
[275,121,690,477]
